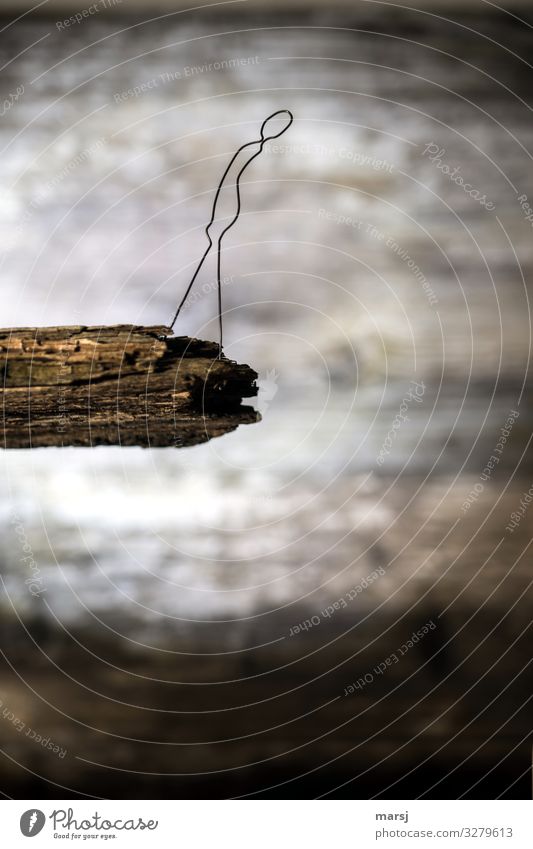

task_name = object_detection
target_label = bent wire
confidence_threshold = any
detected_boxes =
[169,109,294,355]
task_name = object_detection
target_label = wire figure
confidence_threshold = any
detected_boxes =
[169,109,294,356]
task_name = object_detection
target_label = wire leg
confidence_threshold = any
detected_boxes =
[217,244,223,358]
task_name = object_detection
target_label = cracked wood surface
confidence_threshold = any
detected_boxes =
[0,325,259,448]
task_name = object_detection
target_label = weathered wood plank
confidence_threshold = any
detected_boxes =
[0,325,259,448]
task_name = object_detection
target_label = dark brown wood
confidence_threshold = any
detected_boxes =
[0,325,259,448]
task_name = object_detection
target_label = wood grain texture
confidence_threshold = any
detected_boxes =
[0,325,259,448]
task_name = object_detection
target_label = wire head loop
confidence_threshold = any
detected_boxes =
[259,109,294,141]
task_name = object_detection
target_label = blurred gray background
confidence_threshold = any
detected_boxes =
[0,0,532,799]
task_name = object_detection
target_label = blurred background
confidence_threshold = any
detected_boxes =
[0,0,532,799]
